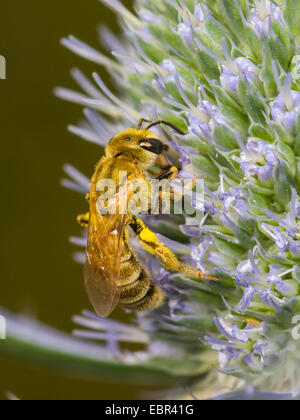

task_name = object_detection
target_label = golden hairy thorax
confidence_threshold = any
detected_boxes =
[78,121,218,318]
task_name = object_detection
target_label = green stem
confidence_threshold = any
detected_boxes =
[0,308,198,386]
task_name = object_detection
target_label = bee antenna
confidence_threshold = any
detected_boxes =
[145,120,186,135]
[137,118,152,130]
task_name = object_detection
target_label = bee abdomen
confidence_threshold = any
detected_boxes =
[120,277,164,312]
[119,269,150,304]
[120,254,143,285]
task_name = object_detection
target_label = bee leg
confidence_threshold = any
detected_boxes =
[137,118,151,129]
[77,212,90,229]
[129,216,218,281]
[154,170,198,214]
[150,188,182,215]
[156,151,173,171]
[148,167,182,214]
[156,165,178,182]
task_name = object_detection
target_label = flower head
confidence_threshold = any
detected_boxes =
[58,0,300,399]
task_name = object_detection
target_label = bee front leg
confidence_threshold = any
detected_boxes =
[156,165,178,182]
[153,168,199,215]
[129,216,218,280]
[77,212,90,229]
[150,166,183,214]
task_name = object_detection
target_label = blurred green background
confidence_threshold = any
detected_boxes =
[0,0,151,400]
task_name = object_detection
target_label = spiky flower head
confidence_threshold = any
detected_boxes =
[57,0,300,398]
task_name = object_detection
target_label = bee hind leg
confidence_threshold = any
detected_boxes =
[129,216,218,281]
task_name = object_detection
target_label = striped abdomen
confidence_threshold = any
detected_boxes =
[118,241,164,312]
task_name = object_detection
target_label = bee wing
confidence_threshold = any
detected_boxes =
[84,184,128,318]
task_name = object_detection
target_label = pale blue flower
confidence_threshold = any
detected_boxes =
[249,0,282,39]
[220,58,258,92]
[271,90,300,131]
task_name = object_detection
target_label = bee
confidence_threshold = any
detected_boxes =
[77,119,217,318]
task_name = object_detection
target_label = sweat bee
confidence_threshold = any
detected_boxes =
[77,119,217,318]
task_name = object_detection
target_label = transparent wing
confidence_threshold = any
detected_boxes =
[84,182,128,318]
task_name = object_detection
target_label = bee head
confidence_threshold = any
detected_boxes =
[106,128,168,169]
